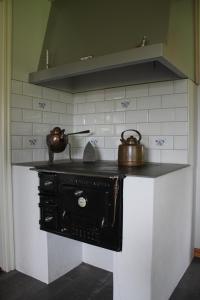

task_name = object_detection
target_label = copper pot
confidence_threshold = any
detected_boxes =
[118,129,144,166]
[46,127,90,162]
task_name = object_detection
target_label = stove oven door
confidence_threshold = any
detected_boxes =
[59,184,113,224]
[58,183,115,242]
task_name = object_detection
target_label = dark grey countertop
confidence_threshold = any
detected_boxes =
[12,160,189,178]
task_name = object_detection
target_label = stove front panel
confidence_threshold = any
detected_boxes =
[38,172,123,251]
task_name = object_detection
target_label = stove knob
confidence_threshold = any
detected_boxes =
[78,197,87,208]
[45,216,53,222]
[74,190,84,196]
[62,210,66,218]
[44,180,53,186]
[101,217,105,228]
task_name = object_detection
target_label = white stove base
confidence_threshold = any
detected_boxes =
[12,166,193,300]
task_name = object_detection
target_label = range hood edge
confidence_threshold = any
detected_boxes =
[29,43,187,93]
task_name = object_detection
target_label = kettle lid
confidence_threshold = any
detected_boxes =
[50,127,65,135]
[126,135,138,144]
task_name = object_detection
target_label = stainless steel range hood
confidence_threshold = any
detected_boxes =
[29,0,195,93]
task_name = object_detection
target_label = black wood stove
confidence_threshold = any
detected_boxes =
[38,172,123,251]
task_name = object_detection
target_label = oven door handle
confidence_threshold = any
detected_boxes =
[45,216,54,222]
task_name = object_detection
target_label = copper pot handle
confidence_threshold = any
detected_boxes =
[121,129,142,143]
[66,130,90,137]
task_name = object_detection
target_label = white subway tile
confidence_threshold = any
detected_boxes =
[52,101,67,113]
[113,112,125,124]
[98,148,115,160]
[115,124,137,136]
[42,87,59,101]
[137,123,161,135]
[43,112,60,124]
[11,94,32,109]
[23,82,42,97]
[11,122,32,135]
[149,136,173,149]
[71,147,84,159]
[12,149,33,163]
[33,123,50,136]
[95,125,114,136]
[160,150,188,163]
[33,98,51,111]
[23,110,42,123]
[174,136,188,149]
[95,101,114,113]
[173,80,188,93]
[59,91,72,103]
[11,80,22,94]
[136,96,161,109]
[149,81,173,96]
[161,122,188,135]
[149,109,175,122]
[41,136,48,149]
[141,135,149,148]
[54,151,67,160]
[60,114,73,125]
[73,104,78,114]
[105,87,125,100]
[85,114,104,125]
[104,113,113,124]
[85,90,104,102]
[11,136,23,149]
[10,108,23,121]
[69,136,85,147]
[62,126,73,134]
[162,94,188,108]
[77,102,95,114]
[145,149,161,162]
[175,108,188,121]
[126,84,148,98]
[23,136,43,149]
[105,137,120,148]
[33,149,46,161]
[66,104,74,114]
[73,115,86,125]
[115,98,137,111]
[126,110,148,123]
[10,80,190,165]
[85,137,105,148]
[73,93,86,103]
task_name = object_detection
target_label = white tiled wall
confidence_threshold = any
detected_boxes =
[72,80,192,163]
[11,80,73,162]
[11,79,193,164]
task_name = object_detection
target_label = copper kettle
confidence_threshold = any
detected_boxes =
[46,127,90,162]
[118,129,144,166]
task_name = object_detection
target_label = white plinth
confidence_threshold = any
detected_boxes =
[12,165,193,300]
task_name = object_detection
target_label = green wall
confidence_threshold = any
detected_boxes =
[12,0,50,82]
[166,0,194,81]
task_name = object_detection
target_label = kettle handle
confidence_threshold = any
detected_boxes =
[121,129,142,143]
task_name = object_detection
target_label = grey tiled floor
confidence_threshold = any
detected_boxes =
[170,258,200,300]
[0,263,112,300]
[1,259,200,300]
